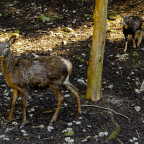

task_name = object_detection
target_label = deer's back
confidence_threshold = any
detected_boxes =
[9,56,68,89]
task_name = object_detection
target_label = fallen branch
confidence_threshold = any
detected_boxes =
[81,105,130,121]
[117,138,124,144]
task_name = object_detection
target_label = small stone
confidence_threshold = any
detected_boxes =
[130,72,135,75]
[38,125,44,128]
[16,11,21,15]
[75,121,81,125]
[140,80,144,92]
[29,114,33,117]
[46,23,53,26]
[108,84,113,89]
[81,139,87,142]
[12,121,19,126]
[64,94,70,97]
[23,133,28,136]
[72,19,77,24]
[104,132,108,136]
[1,84,6,88]
[133,137,138,141]
[135,89,140,93]
[77,79,87,86]
[68,122,73,126]
[79,117,83,120]
[68,139,74,143]
[4,92,9,96]
[6,97,10,100]
[99,132,105,137]
[31,3,35,6]
[29,107,35,112]
[65,137,71,142]
[84,25,87,28]
[3,137,9,141]
[63,103,68,106]
[47,125,54,132]
[82,53,86,56]
[62,128,73,133]
[0,135,5,138]
[72,10,76,13]
[9,4,14,7]
[134,106,141,112]
[62,41,67,45]
[129,139,133,142]
[87,125,91,128]
[83,129,86,132]
[21,130,26,134]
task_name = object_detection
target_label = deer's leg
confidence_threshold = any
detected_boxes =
[64,81,81,115]
[124,35,128,52]
[8,89,19,122]
[137,27,143,47]
[20,89,28,126]
[132,33,136,48]
[49,84,64,125]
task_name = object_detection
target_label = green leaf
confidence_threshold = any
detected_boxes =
[80,95,86,98]
[76,57,85,63]
[65,130,75,136]
[108,14,118,20]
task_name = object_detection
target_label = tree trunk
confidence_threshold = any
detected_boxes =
[86,0,108,101]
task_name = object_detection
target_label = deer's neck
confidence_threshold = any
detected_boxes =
[1,50,16,76]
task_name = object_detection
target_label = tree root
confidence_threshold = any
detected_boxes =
[81,105,130,121]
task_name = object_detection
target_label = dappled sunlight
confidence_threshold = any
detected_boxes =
[0,24,93,56]
[0,0,94,56]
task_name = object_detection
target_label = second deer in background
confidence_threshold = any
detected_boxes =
[122,14,143,52]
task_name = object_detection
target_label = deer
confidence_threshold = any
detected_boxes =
[0,36,81,129]
[122,14,143,52]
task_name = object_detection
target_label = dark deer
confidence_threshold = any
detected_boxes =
[122,14,143,52]
[0,36,81,127]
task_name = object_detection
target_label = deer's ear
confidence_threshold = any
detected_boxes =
[8,36,16,45]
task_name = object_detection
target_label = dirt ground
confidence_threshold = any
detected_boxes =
[0,0,144,144]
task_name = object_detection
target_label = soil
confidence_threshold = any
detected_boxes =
[0,0,144,144]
